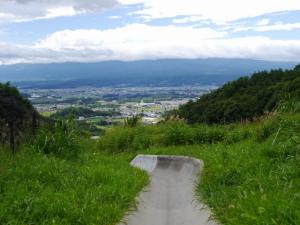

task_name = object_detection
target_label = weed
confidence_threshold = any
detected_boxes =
[32,121,82,158]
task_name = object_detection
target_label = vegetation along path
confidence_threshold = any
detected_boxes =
[120,155,218,225]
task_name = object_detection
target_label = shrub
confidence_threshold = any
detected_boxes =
[224,128,252,144]
[98,127,136,152]
[32,121,82,158]
[98,121,256,153]
[193,125,226,144]
[124,115,141,127]
[255,120,278,142]
[163,122,193,146]
[277,99,300,114]
[132,132,152,150]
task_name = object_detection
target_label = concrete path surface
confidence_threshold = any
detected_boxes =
[120,155,219,225]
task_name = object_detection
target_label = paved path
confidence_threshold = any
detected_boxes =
[120,155,219,225]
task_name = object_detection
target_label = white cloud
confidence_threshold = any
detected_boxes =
[1,0,300,24]
[0,0,118,23]
[256,19,270,26]
[0,24,300,65]
[172,16,204,24]
[45,7,77,19]
[234,22,300,32]
[119,0,300,24]
[36,24,226,49]
[108,15,122,19]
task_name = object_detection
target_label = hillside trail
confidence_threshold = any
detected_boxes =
[120,155,219,225]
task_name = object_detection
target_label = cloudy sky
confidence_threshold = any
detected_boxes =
[0,0,300,64]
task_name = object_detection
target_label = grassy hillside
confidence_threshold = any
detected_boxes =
[174,65,300,124]
[0,85,148,224]
[1,69,300,225]
[2,107,299,224]
[0,137,148,225]
[98,105,300,225]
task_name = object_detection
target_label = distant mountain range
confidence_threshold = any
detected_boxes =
[0,58,297,88]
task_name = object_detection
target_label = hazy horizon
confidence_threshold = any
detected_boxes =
[0,0,300,65]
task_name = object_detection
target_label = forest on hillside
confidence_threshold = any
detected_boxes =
[0,83,40,151]
[174,65,300,124]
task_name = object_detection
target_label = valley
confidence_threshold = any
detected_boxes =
[1,1,300,224]
[21,84,218,126]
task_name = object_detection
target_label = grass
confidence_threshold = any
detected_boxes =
[97,111,300,225]
[0,143,148,225]
[98,120,255,153]
[40,111,55,117]
[32,122,83,159]
[139,140,300,225]
[1,110,299,225]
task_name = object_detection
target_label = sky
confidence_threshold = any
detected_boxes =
[0,0,300,65]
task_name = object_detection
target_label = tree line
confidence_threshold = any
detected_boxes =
[50,107,121,119]
[173,65,300,124]
[0,83,42,152]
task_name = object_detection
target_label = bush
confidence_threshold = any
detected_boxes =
[98,121,255,153]
[131,132,152,150]
[124,115,141,127]
[277,99,300,114]
[163,122,193,146]
[255,119,278,142]
[32,121,82,158]
[98,127,136,152]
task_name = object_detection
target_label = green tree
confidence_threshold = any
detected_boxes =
[0,82,38,152]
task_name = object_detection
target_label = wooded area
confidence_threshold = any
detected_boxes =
[0,83,42,151]
[174,65,300,124]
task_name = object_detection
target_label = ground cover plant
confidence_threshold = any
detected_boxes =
[97,107,300,225]
[1,68,299,225]
[0,139,148,225]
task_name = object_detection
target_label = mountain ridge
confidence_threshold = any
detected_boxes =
[0,58,297,88]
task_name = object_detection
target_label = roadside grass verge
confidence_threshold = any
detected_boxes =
[1,111,299,225]
[98,120,257,153]
[140,138,300,225]
[0,144,148,225]
[98,112,300,225]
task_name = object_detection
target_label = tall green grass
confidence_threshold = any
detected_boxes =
[0,142,148,225]
[98,121,257,152]
[1,105,299,225]
[97,111,300,225]
[32,121,82,159]
[141,138,300,225]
